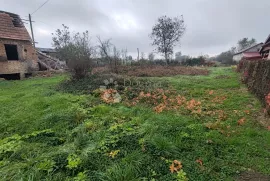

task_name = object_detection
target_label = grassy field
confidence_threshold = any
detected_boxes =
[0,67,269,181]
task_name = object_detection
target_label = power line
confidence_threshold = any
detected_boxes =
[31,0,50,15]
[35,20,58,29]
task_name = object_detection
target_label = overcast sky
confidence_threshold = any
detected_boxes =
[1,0,270,58]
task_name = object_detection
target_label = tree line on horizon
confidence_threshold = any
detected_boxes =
[51,15,257,78]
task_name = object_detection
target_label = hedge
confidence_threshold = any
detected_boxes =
[238,59,270,112]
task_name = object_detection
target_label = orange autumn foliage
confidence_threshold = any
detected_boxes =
[170,160,183,173]
[154,103,166,113]
[176,95,186,105]
[237,118,245,125]
[216,110,227,121]
[244,110,250,114]
[186,99,201,111]
[211,96,226,104]
[127,89,204,114]
[209,90,214,95]
[100,89,121,103]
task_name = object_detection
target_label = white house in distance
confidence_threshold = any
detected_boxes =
[233,43,263,62]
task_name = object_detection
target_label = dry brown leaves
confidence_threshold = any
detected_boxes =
[170,160,183,173]
[237,118,245,126]
[100,89,121,103]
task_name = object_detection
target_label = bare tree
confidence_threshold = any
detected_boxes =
[97,36,121,73]
[52,24,94,79]
[140,52,145,60]
[113,46,121,72]
[148,52,155,61]
[128,55,133,62]
[96,36,114,70]
[237,38,257,51]
[97,36,112,60]
[121,48,128,65]
[150,15,186,64]
[175,51,182,61]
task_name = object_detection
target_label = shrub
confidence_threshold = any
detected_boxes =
[56,74,127,94]
[238,59,270,114]
[52,25,94,79]
[182,56,206,66]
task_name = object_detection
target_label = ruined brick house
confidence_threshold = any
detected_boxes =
[0,11,38,79]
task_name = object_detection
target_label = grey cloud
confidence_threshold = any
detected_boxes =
[1,0,270,57]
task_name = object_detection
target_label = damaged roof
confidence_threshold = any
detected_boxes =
[242,52,262,60]
[234,43,263,55]
[0,10,31,41]
[37,47,57,53]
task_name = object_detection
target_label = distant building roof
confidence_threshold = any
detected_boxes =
[242,52,262,60]
[264,34,270,44]
[234,43,263,55]
[259,34,270,53]
[37,47,57,53]
[0,10,31,41]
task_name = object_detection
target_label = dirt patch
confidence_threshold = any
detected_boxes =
[236,171,270,181]
[93,65,209,77]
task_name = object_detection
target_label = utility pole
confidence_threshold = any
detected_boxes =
[28,14,35,48]
[137,48,139,61]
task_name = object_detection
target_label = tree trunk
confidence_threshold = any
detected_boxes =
[165,52,169,65]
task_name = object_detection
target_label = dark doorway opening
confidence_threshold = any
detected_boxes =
[0,73,20,80]
[4,44,19,60]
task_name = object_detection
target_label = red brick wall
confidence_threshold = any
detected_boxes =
[0,38,38,74]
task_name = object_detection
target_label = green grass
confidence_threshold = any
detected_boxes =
[0,67,269,181]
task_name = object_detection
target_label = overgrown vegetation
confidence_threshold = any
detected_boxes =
[0,68,270,180]
[93,66,209,77]
[238,59,270,116]
[52,25,94,79]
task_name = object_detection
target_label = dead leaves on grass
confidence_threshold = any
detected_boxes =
[211,96,227,104]
[244,110,250,115]
[170,160,183,173]
[186,99,201,112]
[98,88,250,137]
[100,89,122,103]
[237,118,245,126]
[208,90,214,95]
[129,89,202,114]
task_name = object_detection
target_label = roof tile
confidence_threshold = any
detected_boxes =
[0,11,31,41]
